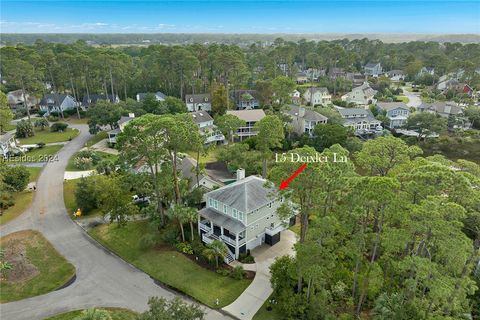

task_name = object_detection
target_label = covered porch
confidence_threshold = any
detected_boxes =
[198,207,246,263]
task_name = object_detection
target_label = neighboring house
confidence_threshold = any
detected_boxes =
[39,94,77,115]
[364,63,383,77]
[136,91,166,102]
[338,108,382,133]
[232,90,260,110]
[108,113,135,144]
[296,72,309,84]
[328,67,346,80]
[291,90,301,105]
[418,101,463,118]
[0,133,26,159]
[437,79,462,92]
[302,87,331,106]
[226,109,266,140]
[190,111,225,145]
[306,68,326,81]
[82,94,120,108]
[376,102,410,128]
[7,90,38,111]
[385,70,405,81]
[180,157,223,193]
[418,67,435,77]
[198,171,294,262]
[284,105,328,136]
[346,73,367,87]
[341,82,377,106]
[185,94,211,112]
[463,84,474,97]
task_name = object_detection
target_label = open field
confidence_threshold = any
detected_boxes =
[0,230,75,303]
[89,221,251,308]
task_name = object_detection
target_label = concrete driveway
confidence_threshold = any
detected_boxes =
[0,125,230,320]
[223,230,297,320]
[402,86,422,109]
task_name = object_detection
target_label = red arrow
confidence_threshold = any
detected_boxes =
[279,163,307,190]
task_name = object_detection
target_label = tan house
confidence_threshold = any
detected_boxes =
[226,109,266,140]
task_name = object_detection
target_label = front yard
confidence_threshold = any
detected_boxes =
[66,150,118,171]
[18,127,79,144]
[45,308,137,320]
[0,230,76,303]
[89,221,251,308]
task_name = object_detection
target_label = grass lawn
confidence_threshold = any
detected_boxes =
[85,131,108,147]
[44,308,137,320]
[0,230,75,303]
[2,123,16,132]
[5,145,63,164]
[66,150,118,171]
[395,95,409,103]
[25,166,43,182]
[89,221,251,308]
[0,190,34,225]
[253,296,282,320]
[186,145,225,164]
[65,116,89,125]
[18,127,79,145]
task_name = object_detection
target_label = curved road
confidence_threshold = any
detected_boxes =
[0,125,229,320]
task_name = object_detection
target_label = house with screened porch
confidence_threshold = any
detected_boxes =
[198,169,294,263]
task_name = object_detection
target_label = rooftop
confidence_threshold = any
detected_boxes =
[226,109,266,122]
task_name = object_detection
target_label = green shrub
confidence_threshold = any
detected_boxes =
[3,166,30,192]
[34,118,49,130]
[73,150,102,170]
[15,120,34,138]
[190,239,206,255]
[239,253,255,264]
[47,115,59,122]
[50,122,68,132]
[74,177,99,213]
[230,265,246,280]
[216,268,230,277]
[160,224,180,245]
[175,242,194,254]
[139,233,157,250]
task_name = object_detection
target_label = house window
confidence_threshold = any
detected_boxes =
[238,212,244,222]
[208,198,213,207]
[232,208,238,218]
[223,204,228,214]
[213,200,218,210]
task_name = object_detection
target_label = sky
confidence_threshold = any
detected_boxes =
[0,1,479,34]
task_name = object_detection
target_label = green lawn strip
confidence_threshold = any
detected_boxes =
[0,230,76,303]
[44,308,137,320]
[186,145,225,164]
[18,127,79,145]
[25,166,43,182]
[4,145,63,164]
[0,190,34,225]
[66,150,118,171]
[395,95,409,103]
[86,131,108,147]
[89,221,251,308]
[252,295,282,320]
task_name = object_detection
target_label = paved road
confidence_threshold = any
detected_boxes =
[0,124,230,320]
[402,86,422,109]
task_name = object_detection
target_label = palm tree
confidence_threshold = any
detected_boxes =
[202,240,228,269]
[168,204,187,242]
[74,308,112,320]
[183,206,198,241]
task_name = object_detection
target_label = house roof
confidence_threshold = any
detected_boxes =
[232,90,259,102]
[354,82,377,96]
[226,109,266,122]
[82,94,117,106]
[136,91,166,101]
[39,94,70,107]
[118,116,134,126]
[365,62,380,68]
[7,90,38,107]
[181,157,206,189]
[420,102,462,115]
[285,105,328,122]
[386,70,404,75]
[199,207,245,233]
[305,87,329,95]
[207,175,277,213]
[185,93,211,104]
[190,111,213,124]
[376,102,409,111]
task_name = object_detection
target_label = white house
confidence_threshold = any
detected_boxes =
[364,63,383,77]
[341,82,377,106]
[417,67,435,77]
[284,105,328,136]
[190,111,225,145]
[0,133,26,159]
[385,70,406,82]
[291,90,301,105]
[108,113,135,144]
[302,87,331,106]
[39,94,77,115]
[185,94,211,112]
[198,171,294,262]
[376,102,410,128]
[337,108,382,133]
[136,91,166,102]
[226,109,266,141]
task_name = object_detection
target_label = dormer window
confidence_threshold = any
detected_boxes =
[204,97,209,102]
[189,98,194,102]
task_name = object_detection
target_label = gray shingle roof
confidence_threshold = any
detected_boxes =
[285,105,328,122]
[306,87,329,95]
[39,94,69,107]
[181,157,206,189]
[136,91,166,101]
[376,102,409,111]
[420,102,462,115]
[226,109,266,122]
[365,62,380,68]
[185,93,211,104]
[190,111,213,124]
[207,176,277,213]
